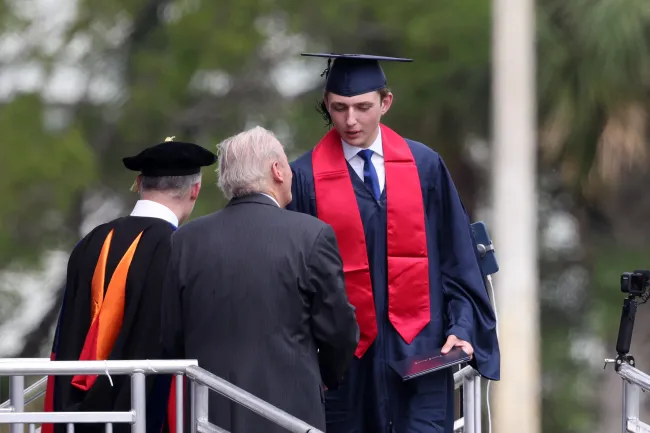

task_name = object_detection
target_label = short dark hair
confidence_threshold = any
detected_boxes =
[140,173,201,198]
[317,88,391,128]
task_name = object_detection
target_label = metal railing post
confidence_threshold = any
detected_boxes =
[10,375,25,433]
[131,371,146,433]
[191,380,209,433]
[474,376,481,433]
[175,374,184,433]
[623,380,640,433]
[190,380,196,433]
[463,375,475,433]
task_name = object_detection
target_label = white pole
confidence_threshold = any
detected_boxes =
[491,0,540,432]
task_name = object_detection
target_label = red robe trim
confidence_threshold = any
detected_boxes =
[312,124,430,357]
[166,376,187,433]
[42,353,56,433]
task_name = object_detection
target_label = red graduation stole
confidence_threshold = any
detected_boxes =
[71,229,143,390]
[312,124,430,358]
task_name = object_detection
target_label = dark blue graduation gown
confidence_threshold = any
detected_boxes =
[287,137,500,433]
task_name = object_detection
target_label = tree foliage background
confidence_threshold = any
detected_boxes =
[1,0,650,431]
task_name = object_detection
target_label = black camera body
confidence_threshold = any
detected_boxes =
[621,271,650,296]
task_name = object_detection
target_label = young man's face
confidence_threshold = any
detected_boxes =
[326,90,393,148]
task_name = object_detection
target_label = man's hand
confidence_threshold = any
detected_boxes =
[441,334,474,360]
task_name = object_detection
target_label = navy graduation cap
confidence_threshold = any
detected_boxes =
[302,53,413,97]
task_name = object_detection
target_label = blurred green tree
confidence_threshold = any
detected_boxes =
[0,0,287,356]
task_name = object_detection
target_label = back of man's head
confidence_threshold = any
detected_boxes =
[136,173,202,225]
[123,139,217,224]
[217,126,291,205]
[139,173,202,199]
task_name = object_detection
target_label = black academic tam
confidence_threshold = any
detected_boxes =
[123,139,217,177]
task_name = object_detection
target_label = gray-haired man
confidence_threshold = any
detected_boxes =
[161,126,359,433]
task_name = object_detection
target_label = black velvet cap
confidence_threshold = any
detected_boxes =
[301,53,413,97]
[122,137,217,176]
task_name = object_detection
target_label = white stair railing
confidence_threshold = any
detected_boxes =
[0,358,484,433]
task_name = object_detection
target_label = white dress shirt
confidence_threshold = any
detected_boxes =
[341,129,385,193]
[130,200,179,228]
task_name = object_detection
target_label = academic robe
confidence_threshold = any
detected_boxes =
[287,134,500,433]
[43,216,176,433]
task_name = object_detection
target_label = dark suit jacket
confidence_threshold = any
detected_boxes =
[161,193,359,433]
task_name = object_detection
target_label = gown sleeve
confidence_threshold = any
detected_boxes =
[436,155,501,380]
[287,165,316,216]
[160,232,185,359]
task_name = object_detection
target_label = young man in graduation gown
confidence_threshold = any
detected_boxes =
[286,53,501,433]
[42,138,217,433]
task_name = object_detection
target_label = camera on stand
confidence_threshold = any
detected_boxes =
[621,271,650,297]
[610,270,650,371]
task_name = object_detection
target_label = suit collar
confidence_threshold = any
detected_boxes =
[228,193,281,208]
[259,193,281,207]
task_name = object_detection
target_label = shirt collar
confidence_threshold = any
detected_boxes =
[341,128,383,162]
[260,193,281,207]
[130,200,179,228]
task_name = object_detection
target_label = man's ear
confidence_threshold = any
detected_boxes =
[380,92,393,115]
[271,161,285,183]
[190,183,201,201]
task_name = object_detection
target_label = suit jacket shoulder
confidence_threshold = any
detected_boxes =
[278,206,330,233]
[176,198,331,241]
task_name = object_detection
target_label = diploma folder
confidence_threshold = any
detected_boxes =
[389,347,471,381]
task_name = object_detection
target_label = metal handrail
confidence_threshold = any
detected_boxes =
[0,359,183,433]
[454,365,481,433]
[0,359,50,362]
[186,365,323,433]
[454,365,480,388]
[0,358,69,411]
[612,362,650,433]
[0,359,329,433]
[0,359,483,433]
[0,360,196,376]
[618,363,650,392]
[0,376,47,409]
[1,363,481,403]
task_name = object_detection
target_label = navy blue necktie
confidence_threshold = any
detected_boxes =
[358,149,381,201]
